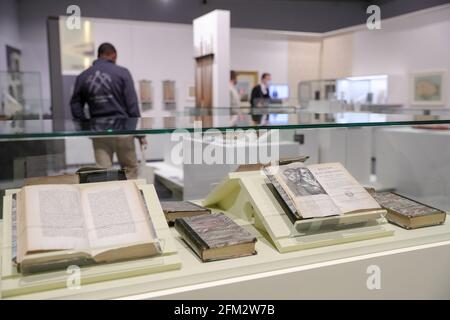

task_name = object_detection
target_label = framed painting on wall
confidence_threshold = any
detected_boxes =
[6,45,21,73]
[410,70,447,106]
[235,71,259,102]
[5,45,24,105]
[139,79,153,111]
[187,85,196,101]
[163,80,176,110]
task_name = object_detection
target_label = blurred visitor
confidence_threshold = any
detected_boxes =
[70,42,146,179]
[250,72,272,124]
[230,70,241,109]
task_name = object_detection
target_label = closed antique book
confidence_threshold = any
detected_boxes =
[24,168,127,186]
[24,174,79,186]
[372,192,446,229]
[174,213,257,262]
[160,201,211,225]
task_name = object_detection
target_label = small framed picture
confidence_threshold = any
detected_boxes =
[163,80,176,110]
[410,70,447,106]
[139,80,153,111]
[187,85,196,101]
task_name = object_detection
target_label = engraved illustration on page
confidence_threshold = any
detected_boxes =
[280,166,326,196]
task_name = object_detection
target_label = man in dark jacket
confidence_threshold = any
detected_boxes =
[70,43,145,179]
[250,72,272,124]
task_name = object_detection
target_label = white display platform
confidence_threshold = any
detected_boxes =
[1,216,449,299]
[158,132,317,200]
[376,127,450,211]
[318,127,373,185]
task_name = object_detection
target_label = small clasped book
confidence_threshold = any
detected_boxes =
[372,192,447,229]
[264,162,382,221]
[174,213,257,262]
[16,180,161,273]
[160,201,211,225]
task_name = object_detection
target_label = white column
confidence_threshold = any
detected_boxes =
[193,10,230,110]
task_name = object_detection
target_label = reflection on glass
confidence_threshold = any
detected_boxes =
[1,111,450,140]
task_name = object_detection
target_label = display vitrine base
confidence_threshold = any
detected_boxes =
[1,216,450,299]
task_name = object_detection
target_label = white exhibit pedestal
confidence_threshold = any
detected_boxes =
[157,131,319,200]
[144,239,450,300]
[318,127,373,185]
[376,127,450,211]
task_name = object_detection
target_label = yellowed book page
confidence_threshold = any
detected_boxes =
[24,174,79,186]
[80,181,155,254]
[307,163,381,214]
[268,163,341,218]
[18,185,89,262]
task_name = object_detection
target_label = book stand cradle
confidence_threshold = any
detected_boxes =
[203,171,394,253]
[0,183,181,298]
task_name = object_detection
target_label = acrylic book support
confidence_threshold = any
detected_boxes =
[203,171,394,253]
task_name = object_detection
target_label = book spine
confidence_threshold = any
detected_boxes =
[264,169,301,223]
[186,201,211,213]
[174,219,210,259]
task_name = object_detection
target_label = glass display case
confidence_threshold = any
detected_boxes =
[0,72,44,119]
[298,76,390,114]
[181,106,298,116]
[1,111,449,299]
[298,79,337,107]
[335,75,389,107]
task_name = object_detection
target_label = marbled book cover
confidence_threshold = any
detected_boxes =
[372,192,438,217]
[181,213,256,249]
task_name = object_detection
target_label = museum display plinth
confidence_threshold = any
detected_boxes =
[1,217,449,299]
[202,171,393,252]
[1,114,450,299]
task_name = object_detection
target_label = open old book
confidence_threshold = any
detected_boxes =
[16,180,161,273]
[264,162,382,222]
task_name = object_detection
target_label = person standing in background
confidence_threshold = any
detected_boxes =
[230,70,247,126]
[250,72,272,124]
[230,70,241,109]
[70,42,146,179]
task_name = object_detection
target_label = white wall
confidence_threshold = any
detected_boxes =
[9,5,450,117]
[70,8,450,116]
[90,19,294,112]
[287,37,322,102]
[90,19,195,117]
[231,29,290,93]
[321,33,353,80]
[351,6,450,108]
